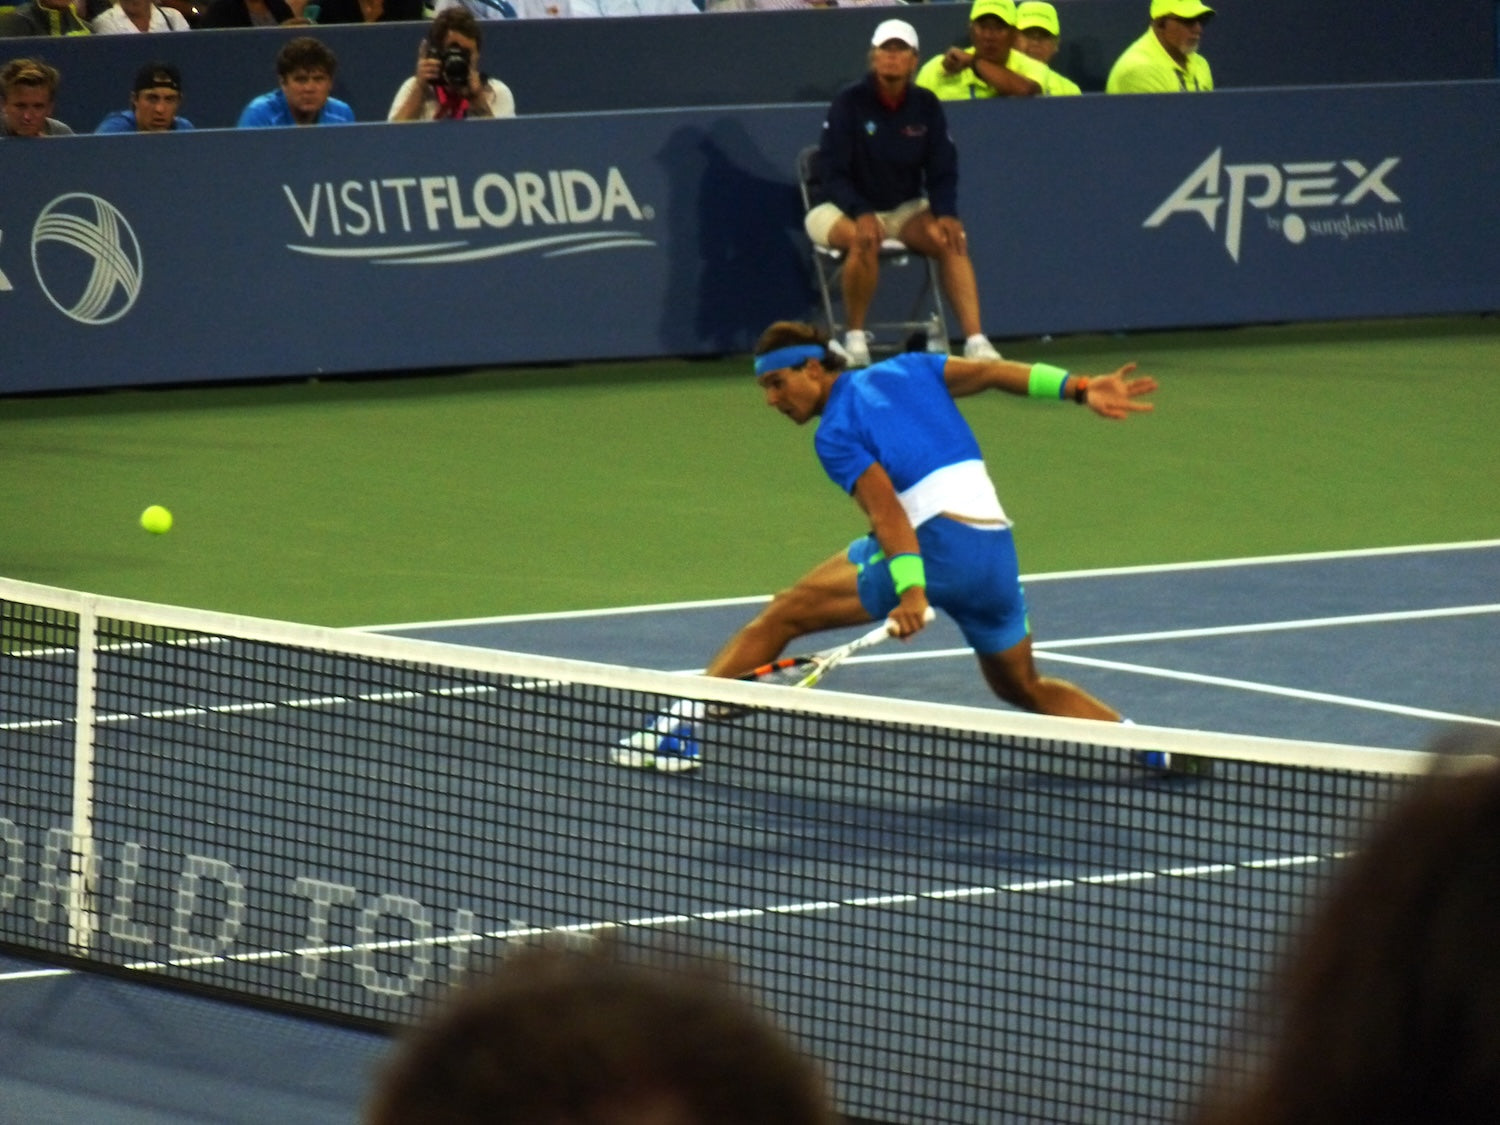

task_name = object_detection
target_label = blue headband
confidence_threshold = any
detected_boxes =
[753,344,826,377]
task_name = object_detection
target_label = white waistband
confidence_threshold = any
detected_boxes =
[898,460,1008,529]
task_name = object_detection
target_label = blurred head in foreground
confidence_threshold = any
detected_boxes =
[366,937,837,1125]
[1195,728,1500,1125]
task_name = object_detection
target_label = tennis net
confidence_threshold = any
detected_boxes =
[0,577,1439,1124]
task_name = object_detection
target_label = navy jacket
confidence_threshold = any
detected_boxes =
[813,72,960,220]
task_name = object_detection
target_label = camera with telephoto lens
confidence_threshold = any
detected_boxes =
[428,43,471,88]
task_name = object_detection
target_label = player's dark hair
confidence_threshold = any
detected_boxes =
[366,939,836,1125]
[1194,729,1500,1125]
[753,321,846,373]
[276,36,338,79]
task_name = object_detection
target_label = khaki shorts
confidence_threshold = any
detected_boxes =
[804,198,931,248]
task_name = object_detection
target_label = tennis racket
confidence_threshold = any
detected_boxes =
[612,610,934,770]
[737,607,935,691]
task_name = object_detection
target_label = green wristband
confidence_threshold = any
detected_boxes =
[889,553,926,595]
[1028,362,1070,400]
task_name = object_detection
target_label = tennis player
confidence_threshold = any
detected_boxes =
[616,320,1158,771]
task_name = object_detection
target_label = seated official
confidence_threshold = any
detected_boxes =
[388,8,516,121]
[1107,0,1214,93]
[95,62,193,132]
[238,37,355,127]
[915,0,1039,101]
[1011,2,1080,94]
[807,17,1002,367]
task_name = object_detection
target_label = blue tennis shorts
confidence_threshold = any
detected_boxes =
[848,519,1030,655]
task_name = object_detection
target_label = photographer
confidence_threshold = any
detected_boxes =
[387,8,515,122]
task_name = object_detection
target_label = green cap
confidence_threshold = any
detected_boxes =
[1150,0,1214,18]
[969,0,1017,26]
[1015,0,1059,35]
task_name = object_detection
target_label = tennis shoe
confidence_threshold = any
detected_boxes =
[843,330,872,368]
[1131,750,1214,777]
[963,335,1002,361]
[610,722,702,772]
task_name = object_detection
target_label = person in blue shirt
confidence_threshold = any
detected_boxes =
[237,36,355,127]
[95,62,194,133]
[614,320,1160,772]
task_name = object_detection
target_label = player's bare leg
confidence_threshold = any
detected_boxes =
[614,552,870,771]
[704,551,871,679]
[975,636,1119,721]
[978,638,1211,774]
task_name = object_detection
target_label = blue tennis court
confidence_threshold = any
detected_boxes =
[382,541,1500,752]
[3,542,1497,1123]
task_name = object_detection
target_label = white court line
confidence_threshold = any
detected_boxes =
[0,846,1351,986]
[356,539,1500,631]
[0,966,72,982]
[656,601,1500,729]
[6,602,1495,736]
[815,602,1500,662]
[1039,651,1500,730]
[1036,603,1500,650]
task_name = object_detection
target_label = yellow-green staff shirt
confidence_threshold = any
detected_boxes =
[1009,49,1081,96]
[1105,27,1213,93]
[916,48,1080,99]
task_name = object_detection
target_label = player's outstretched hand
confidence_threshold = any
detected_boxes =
[1085,363,1158,420]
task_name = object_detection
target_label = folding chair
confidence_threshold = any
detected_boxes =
[797,145,950,356]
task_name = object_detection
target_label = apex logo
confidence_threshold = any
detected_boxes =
[1144,148,1401,262]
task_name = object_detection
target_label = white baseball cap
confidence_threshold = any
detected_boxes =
[870,18,919,50]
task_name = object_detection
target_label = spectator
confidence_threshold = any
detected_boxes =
[364,940,837,1125]
[0,0,91,36]
[91,0,190,31]
[915,0,1040,102]
[805,17,1002,367]
[1194,730,1500,1125]
[238,36,354,126]
[1106,0,1213,94]
[200,0,294,27]
[388,8,515,122]
[314,0,423,24]
[1012,1,1080,95]
[95,61,193,132]
[0,57,73,136]
[431,0,567,22]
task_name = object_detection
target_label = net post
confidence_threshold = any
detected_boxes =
[67,605,100,954]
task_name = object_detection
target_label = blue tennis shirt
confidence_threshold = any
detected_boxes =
[814,352,983,497]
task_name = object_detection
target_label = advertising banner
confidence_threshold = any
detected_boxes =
[2,83,1496,394]
[958,81,1500,333]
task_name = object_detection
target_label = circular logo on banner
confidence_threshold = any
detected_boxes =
[31,193,143,326]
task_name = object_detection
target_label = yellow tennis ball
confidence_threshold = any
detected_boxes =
[140,505,173,535]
